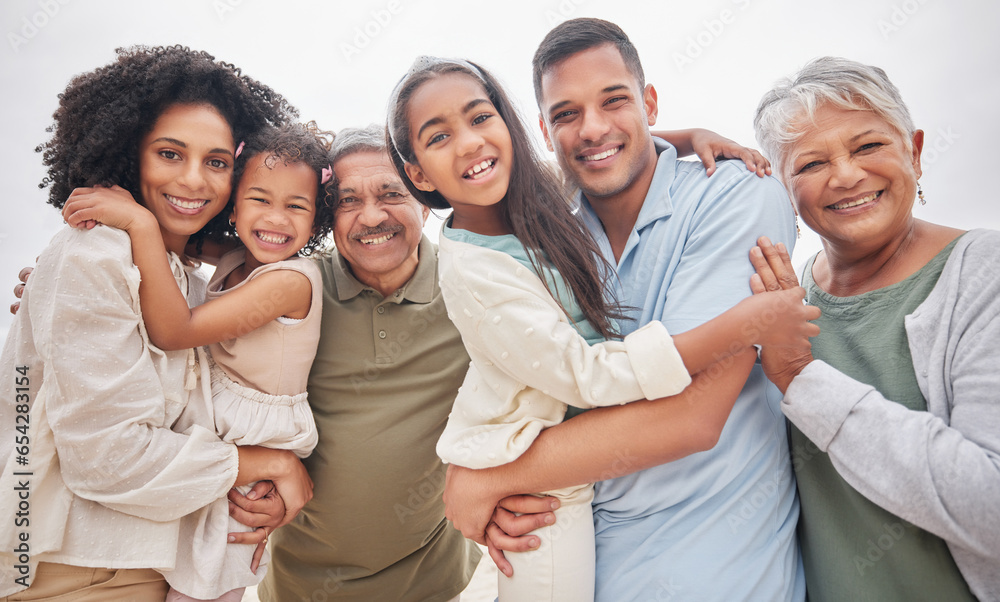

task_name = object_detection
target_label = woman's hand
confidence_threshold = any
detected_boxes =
[235,447,314,527]
[10,266,31,315]
[62,185,155,233]
[748,236,818,392]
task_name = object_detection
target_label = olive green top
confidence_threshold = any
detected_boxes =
[261,237,480,602]
[793,237,974,602]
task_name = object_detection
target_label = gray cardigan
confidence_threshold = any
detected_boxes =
[783,229,1000,601]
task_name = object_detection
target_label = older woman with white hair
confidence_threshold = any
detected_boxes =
[750,56,1000,601]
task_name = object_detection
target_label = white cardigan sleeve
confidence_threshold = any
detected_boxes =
[31,227,238,521]
[442,240,692,409]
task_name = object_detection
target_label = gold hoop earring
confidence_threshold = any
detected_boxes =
[917,180,926,206]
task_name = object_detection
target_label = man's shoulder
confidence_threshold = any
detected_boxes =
[672,159,787,202]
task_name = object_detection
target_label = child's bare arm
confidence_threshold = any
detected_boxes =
[652,128,771,177]
[62,186,312,350]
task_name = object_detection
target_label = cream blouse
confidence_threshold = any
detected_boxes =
[0,226,239,596]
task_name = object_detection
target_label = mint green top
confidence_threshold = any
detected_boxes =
[793,236,974,602]
[442,223,603,346]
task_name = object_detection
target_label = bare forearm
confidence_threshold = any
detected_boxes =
[127,218,197,348]
[651,128,699,157]
[479,350,755,497]
[673,301,756,375]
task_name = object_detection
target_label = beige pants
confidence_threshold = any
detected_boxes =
[1,562,168,601]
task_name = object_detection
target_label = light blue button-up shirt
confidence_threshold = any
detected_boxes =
[579,138,805,601]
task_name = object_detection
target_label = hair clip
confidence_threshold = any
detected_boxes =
[234,141,245,159]
[321,165,332,184]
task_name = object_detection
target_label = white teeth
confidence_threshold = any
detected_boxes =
[256,231,290,244]
[166,194,208,209]
[831,192,879,210]
[465,160,495,179]
[361,233,393,245]
[582,147,620,161]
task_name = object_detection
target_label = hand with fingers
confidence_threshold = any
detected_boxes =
[749,236,820,392]
[228,481,285,573]
[61,185,155,232]
[689,128,772,178]
[11,266,32,315]
[483,494,559,578]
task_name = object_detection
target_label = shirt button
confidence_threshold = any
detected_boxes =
[378,330,387,339]
[377,306,385,314]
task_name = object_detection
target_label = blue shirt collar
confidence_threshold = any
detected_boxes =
[577,136,678,264]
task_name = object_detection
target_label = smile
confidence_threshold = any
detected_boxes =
[829,191,881,210]
[579,146,621,162]
[165,194,210,210]
[464,159,496,180]
[352,227,401,245]
[254,230,291,245]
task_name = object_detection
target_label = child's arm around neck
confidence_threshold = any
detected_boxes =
[63,188,312,351]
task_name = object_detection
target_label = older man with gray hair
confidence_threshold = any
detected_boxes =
[253,125,481,601]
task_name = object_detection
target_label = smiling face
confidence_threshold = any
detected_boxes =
[333,150,430,296]
[402,72,514,233]
[782,103,923,253]
[233,153,318,270]
[137,103,235,254]
[537,43,658,205]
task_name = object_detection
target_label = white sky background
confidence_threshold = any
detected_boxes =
[1,0,998,339]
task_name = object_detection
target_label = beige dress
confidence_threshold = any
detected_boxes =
[160,248,322,599]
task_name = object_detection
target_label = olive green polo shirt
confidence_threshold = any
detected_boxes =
[261,236,480,602]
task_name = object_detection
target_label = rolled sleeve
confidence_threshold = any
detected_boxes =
[447,246,690,409]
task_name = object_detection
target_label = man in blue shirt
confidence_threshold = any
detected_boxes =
[443,17,804,601]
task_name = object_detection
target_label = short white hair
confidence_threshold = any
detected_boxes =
[754,56,915,177]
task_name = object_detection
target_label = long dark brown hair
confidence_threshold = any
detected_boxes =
[387,58,627,339]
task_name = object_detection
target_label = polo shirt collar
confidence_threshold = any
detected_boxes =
[330,234,437,304]
[634,137,677,231]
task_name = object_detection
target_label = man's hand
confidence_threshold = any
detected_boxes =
[484,495,559,577]
[443,464,501,545]
[229,481,284,573]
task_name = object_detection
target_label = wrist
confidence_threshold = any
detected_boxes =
[132,209,160,235]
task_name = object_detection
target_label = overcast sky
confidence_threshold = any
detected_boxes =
[2,0,998,338]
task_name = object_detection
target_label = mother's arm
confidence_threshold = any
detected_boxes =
[752,234,1000,558]
[29,227,240,520]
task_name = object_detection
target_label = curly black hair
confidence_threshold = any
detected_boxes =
[37,44,297,245]
[229,122,336,256]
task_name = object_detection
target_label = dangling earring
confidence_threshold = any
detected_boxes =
[795,215,801,239]
[917,180,926,206]
[228,217,235,227]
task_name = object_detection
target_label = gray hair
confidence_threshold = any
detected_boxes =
[330,123,387,164]
[754,56,915,178]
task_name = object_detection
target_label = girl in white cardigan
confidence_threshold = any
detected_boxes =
[386,56,819,601]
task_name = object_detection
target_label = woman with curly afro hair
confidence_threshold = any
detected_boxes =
[0,45,313,601]
[62,121,337,601]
